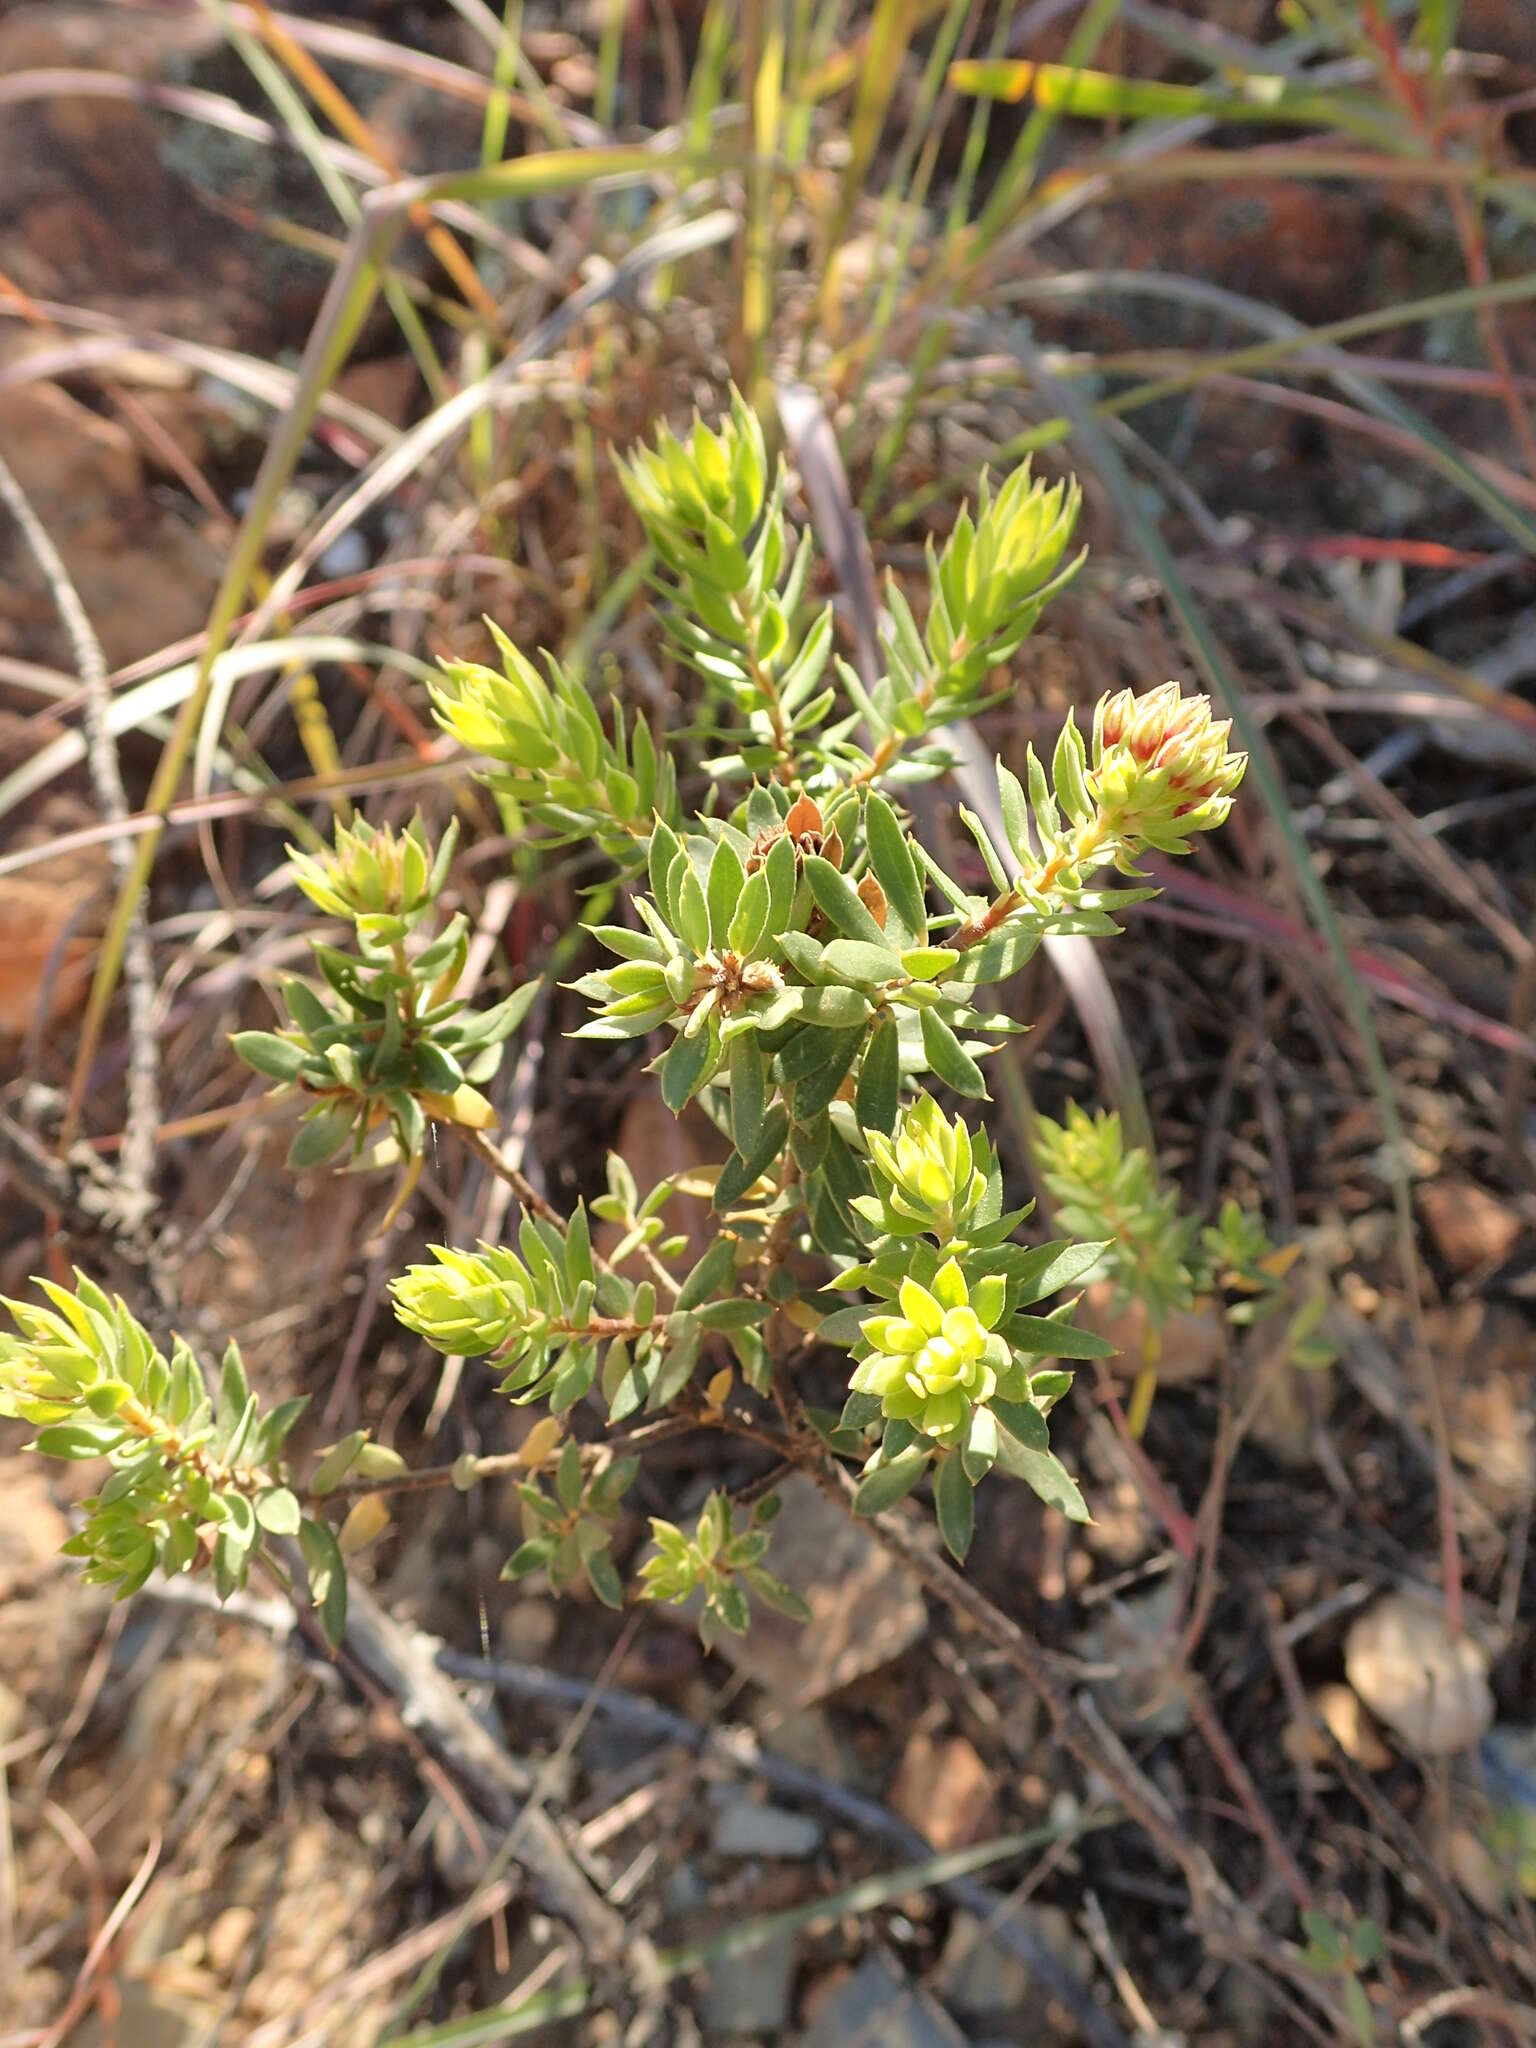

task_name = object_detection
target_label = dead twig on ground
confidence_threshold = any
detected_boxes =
[0,451,160,1206]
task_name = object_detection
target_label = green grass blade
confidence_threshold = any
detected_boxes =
[379,1815,1116,2047]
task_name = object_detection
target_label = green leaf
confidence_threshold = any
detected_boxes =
[352,1441,408,1480]
[565,1201,595,1291]
[676,1236,737,1313]
[282,977,333,1035]
[864,793,926,939]
[556,1437,584,1512]
[287,1109,354,1171]
[796,986,872,1028]
[255,1486,302,1536]
[502,1536,556,1580]
[996,760,1031,861]
[804,856,888,944]
[855,1011,901,1136]
[714,1104,791,1211]
[1343,1977,1374,2047]
[1350,1920,1384,1971]
[648,1329,701,1411]
[728,1033,767,1156]
[694,1297,771,1330]
[899,946,958,982]
[34,1421,123,1460]
[779,1023,858,1084]
[230,1031,308,1083]
[677,860,711,956]
[605,1348,660,1424]
[919,1008,987,1098]
[299,1517,349,1646]
[308,1430,367,1497]
[852,1445,930,1515]
[254,1395,309,1461]
[990,1397,1049,1451]
[217,1339,249,1424]
[729,867,770,955]
[821,939,901,986]
[793,1025,864,1119]
[934,1453,976,1563]
[803,1405,867,1457]
[707,838,746,950]
[763,832,797,937]
[1003,1314,1114,1359]
[648,816,683,911]
[583,1544,625,1609]
[743,1565,811,1622]
[659,1023,714,1112]
[1009,1239,1108,1304]
[994,1432,1090,1522]
[961,1405,999,1485]
[713,1581,751,1635]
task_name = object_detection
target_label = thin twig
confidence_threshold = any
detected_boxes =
[0,451,160,1201]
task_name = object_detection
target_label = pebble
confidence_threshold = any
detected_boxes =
[802,1950,965,2048]
[711,1798,823,1861]
[1344,1591,1493,1756]
[1074,1575,1192,1738]
[694,1927,799,2037]
[938,1905,1091,2015]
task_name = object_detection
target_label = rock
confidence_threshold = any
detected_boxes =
[939,1927,1031,2018]
[694,1927,799,2037]
[0,1456,69,1602]
[711,1797,822,1861]
[1081,1283,1226,1385]
[663,1861,709,1914]
[1075,1574,1191,1737]
[1282,1683,1393,1773]
[939,1904,1092,2017]
[802,1951,966,2048]
[1344,1592,1493,1757]
[756,1706,849,1781]
[0,382,219,668]
[498,1597,559,1662]
[700,1474,926,1707]
[889,1733,997,1852]
[1418,1179,1523,1275]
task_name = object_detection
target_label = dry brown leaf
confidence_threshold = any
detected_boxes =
[0,876,97,1037]
[1418,1178,1523,1275]
[889,1732,997,1852]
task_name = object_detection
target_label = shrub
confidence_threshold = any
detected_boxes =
[2,394,1247,1642]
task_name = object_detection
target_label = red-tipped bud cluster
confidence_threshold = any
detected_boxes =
[1090,682,1246,852]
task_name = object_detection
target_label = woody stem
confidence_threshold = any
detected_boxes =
[950,813,1111,951]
